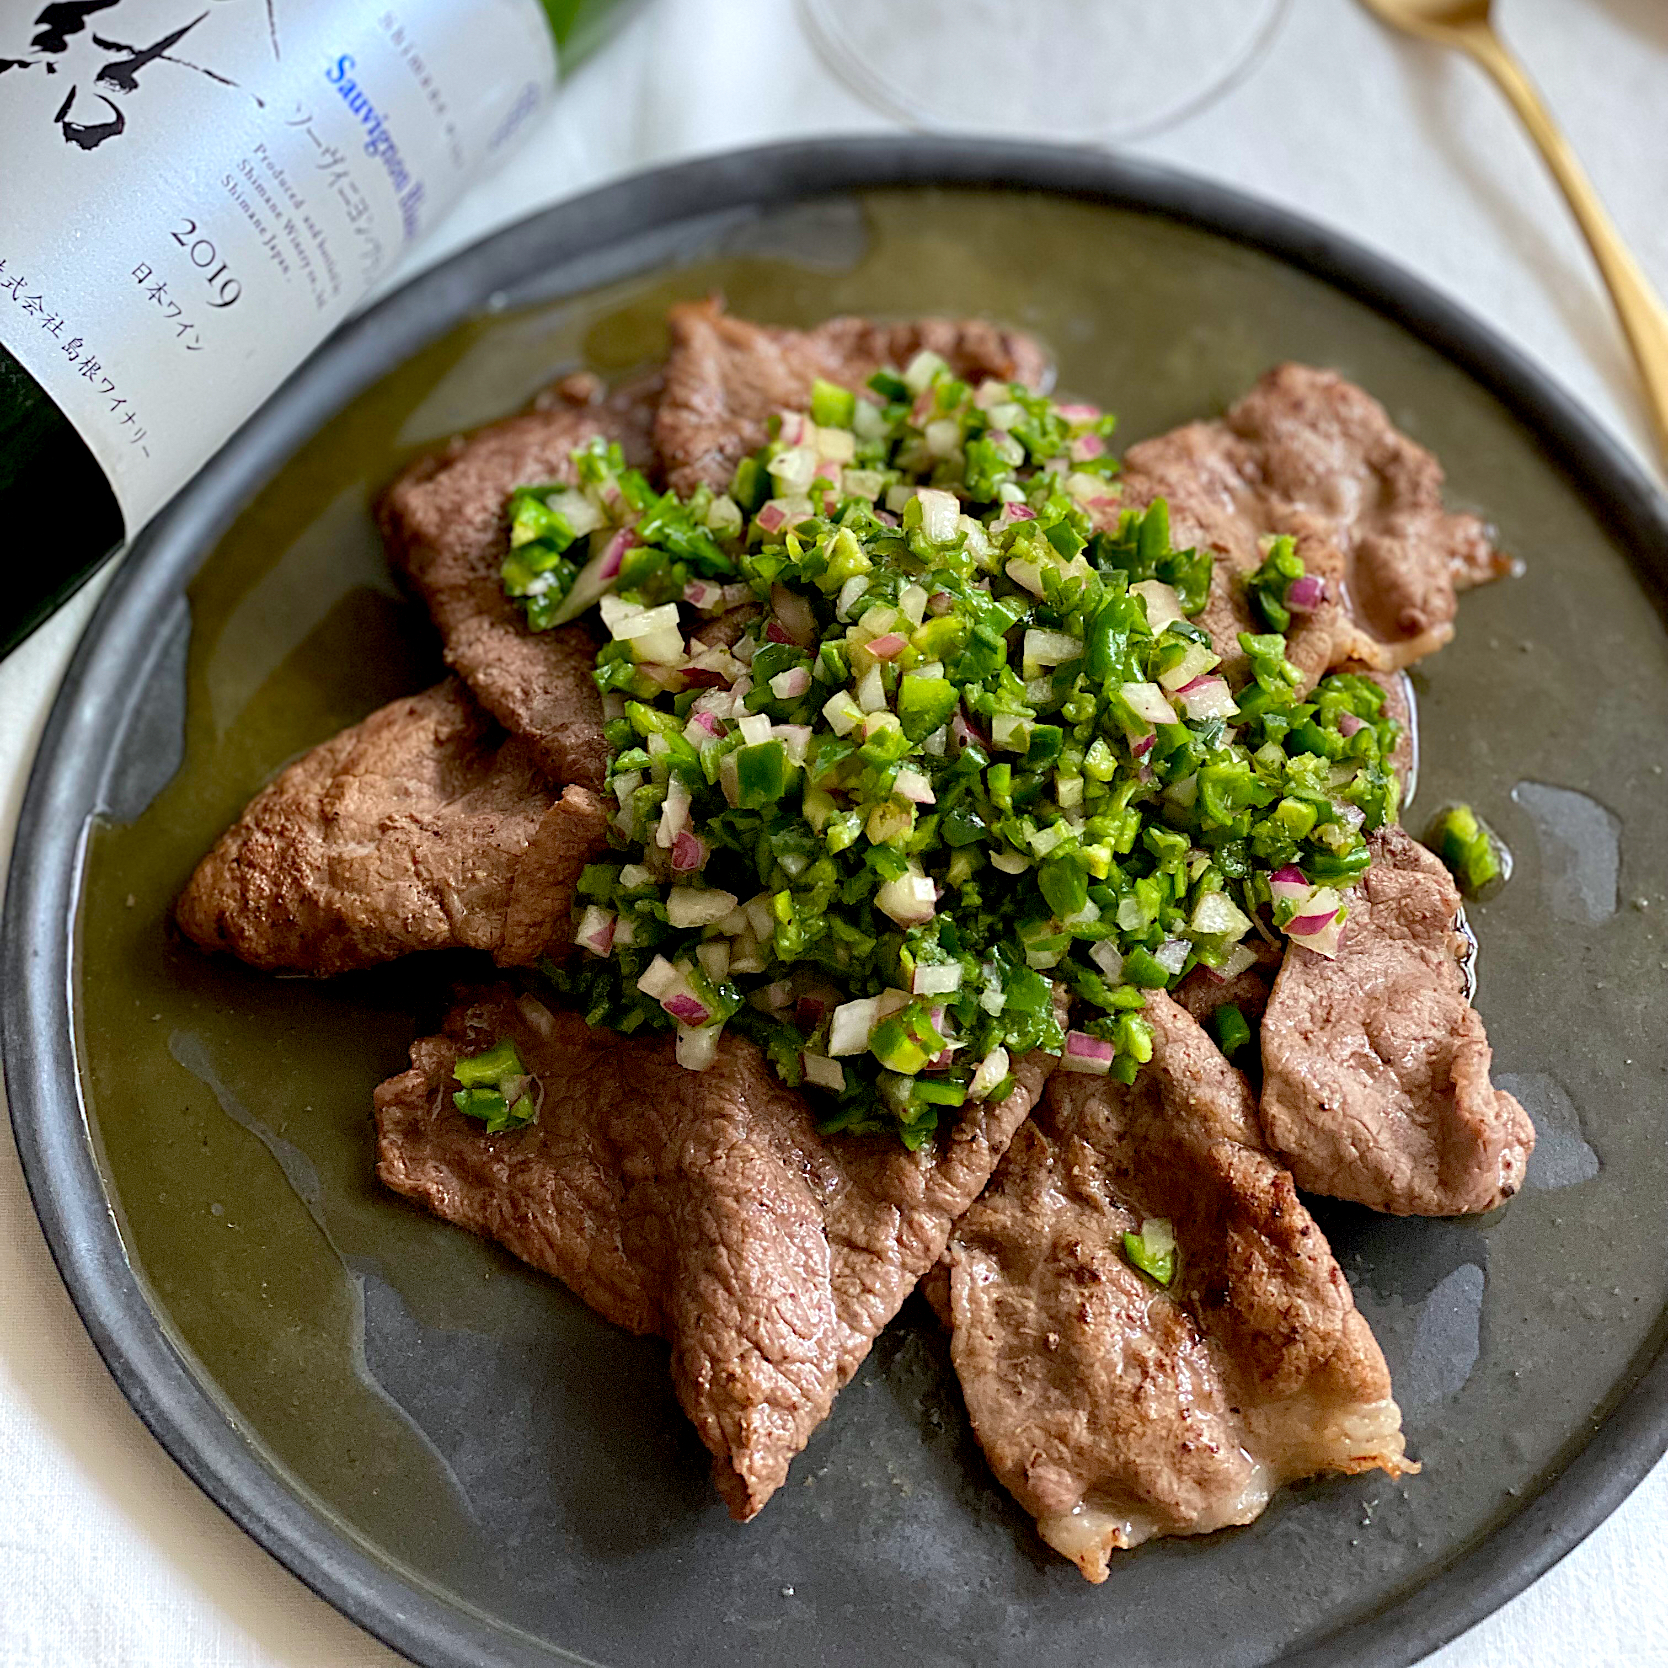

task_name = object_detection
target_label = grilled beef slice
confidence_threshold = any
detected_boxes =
[940,993,1408,1582]
[176,680,608,975]
[1260,826,1533,1216]
[1122,364,1509,684]
[656,298,1051,495]
[377,373,661,788]
[373,987,1056,1520]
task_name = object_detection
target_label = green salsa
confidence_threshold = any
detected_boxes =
[502,353,1403,1145]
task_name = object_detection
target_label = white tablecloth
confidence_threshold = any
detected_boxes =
[3,1,1665,1662]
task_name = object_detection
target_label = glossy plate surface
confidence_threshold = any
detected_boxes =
[5,139,1667,1668]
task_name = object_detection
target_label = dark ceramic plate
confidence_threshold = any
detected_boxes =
[5,140,1668,1668]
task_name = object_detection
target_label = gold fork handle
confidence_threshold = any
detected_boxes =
[1455,21,1668,466]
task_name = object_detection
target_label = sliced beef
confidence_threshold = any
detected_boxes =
[176,681,609,976]
[941,993,1408,1582]
[1122,364,1509,683]
[656,298,1051,495]
[1259,825,1533,1215]
[1172,934,1284,1033]
[378,372,662,788]
[374,989,1057,1520]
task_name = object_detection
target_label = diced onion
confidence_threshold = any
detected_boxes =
[636,956,682,1000]
[1287,574,1327,613]
[1131,579,1185,632]
[1061,1032,1115,1075]
[912,963,963,996]
[1190,890,1253,940]
[828,998,878,1056]
[1158,640,1221,692]
[895,768,936,805]
[675,1023,721,1071]
[574,906,616,958]
[875,865,937,926]
[656,776,691,849]
[1153,939,1192,975]
[1120,682,1179,726]
[823,690,864,736]
[855,665,888,713]
[666,887,739,929]
[968,1046,1011,1101]
[802,1053,846,1090]
[664,993,711,1026]
[1177,675,1239,721]
[769,445,819,495]
[1024,629,1084,668]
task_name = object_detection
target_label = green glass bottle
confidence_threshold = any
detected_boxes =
[0,0,637,658]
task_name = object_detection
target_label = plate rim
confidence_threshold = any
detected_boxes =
[5,134,1667,1668]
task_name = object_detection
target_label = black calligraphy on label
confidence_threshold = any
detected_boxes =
[1,0,268,150]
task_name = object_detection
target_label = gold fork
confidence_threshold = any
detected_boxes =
[1358,0,1668,468]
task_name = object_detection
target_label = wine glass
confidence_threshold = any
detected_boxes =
[800,0,1293,145]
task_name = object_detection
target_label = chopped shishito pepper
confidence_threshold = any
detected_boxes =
[452,1037,538,1134]
[1424,803,1508,896]
[1209,1002,1252,1058]
[1123,1220,1176,1286]
[505,348,1409,1146]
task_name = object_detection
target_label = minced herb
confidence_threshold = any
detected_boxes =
[502,351,1401,1145]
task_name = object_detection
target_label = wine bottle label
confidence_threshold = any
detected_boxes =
[0,0,557,536]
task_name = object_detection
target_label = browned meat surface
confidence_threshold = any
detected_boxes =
[941,994,1408,1582]
[1122,364,1509,683]
[378,372,661,788]
[656,298,1051,495]
[374,988,1057,1520]
[176,681,608,975]
[1260,826,1533,1215]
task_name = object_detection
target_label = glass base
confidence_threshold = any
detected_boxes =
[801,0,1292,145]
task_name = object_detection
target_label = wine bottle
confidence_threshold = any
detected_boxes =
[0,0,634,657]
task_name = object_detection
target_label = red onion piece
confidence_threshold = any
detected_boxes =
[872,508,899,527]
[764,620,796,645]
[598,527,638,582]
[1069,433,1104,461]
[1065,1031,1115,1061]
[1131,733,1156,759]
[681,668,726,689]
[1056,403,1102,424]
[950,709,988,752]
[756,503,788,534]
[1289,907,1341,935]
[662,994,710,1026]
[1287,575,1326,612]
[1270,865,1307,887]
[927,591,954,616]
[769,583,817,648]
[670,830,706,873]
[1338,712,1366,738]
[866,632,908,660]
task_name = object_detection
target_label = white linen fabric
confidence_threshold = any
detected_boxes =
[1,1,1664,1662]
